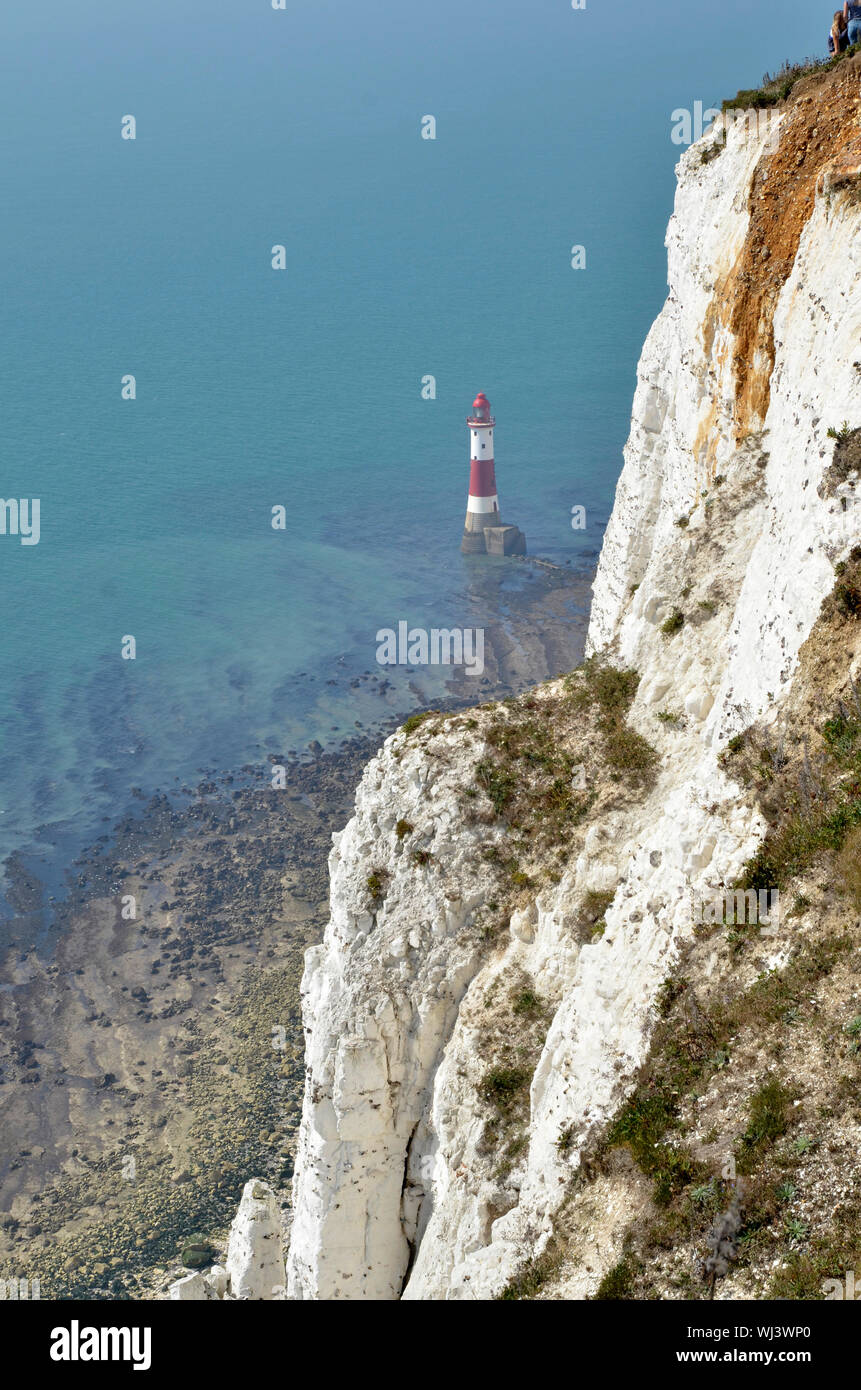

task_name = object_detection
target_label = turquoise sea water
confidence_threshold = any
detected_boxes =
[0,0,825,893]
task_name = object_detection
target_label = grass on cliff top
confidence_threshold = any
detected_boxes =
[565,658,659,782]
[401,709,439,737]
[465,660,657,889]
[722,45,861,110]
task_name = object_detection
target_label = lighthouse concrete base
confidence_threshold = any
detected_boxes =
[484,525,527,556]
[460,530,490,554]
[461,524,526,556]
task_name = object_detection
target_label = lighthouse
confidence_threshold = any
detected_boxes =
[461,392,526,556]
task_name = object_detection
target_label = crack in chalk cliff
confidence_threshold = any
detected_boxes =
[398,1113,423,1294]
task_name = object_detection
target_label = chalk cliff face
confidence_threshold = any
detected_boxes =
[286,62,861,1300]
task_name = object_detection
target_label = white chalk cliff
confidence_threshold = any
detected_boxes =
[168,1178,286,1300]
[285,66,861,1300]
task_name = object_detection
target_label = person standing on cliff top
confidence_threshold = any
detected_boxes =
[844,0,861,46]
[830,9,849,50]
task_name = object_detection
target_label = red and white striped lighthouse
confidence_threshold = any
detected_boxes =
[461,392,526,555]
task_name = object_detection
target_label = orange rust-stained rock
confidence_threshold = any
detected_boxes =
[715,56,861,442]
[820,136,861,197]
